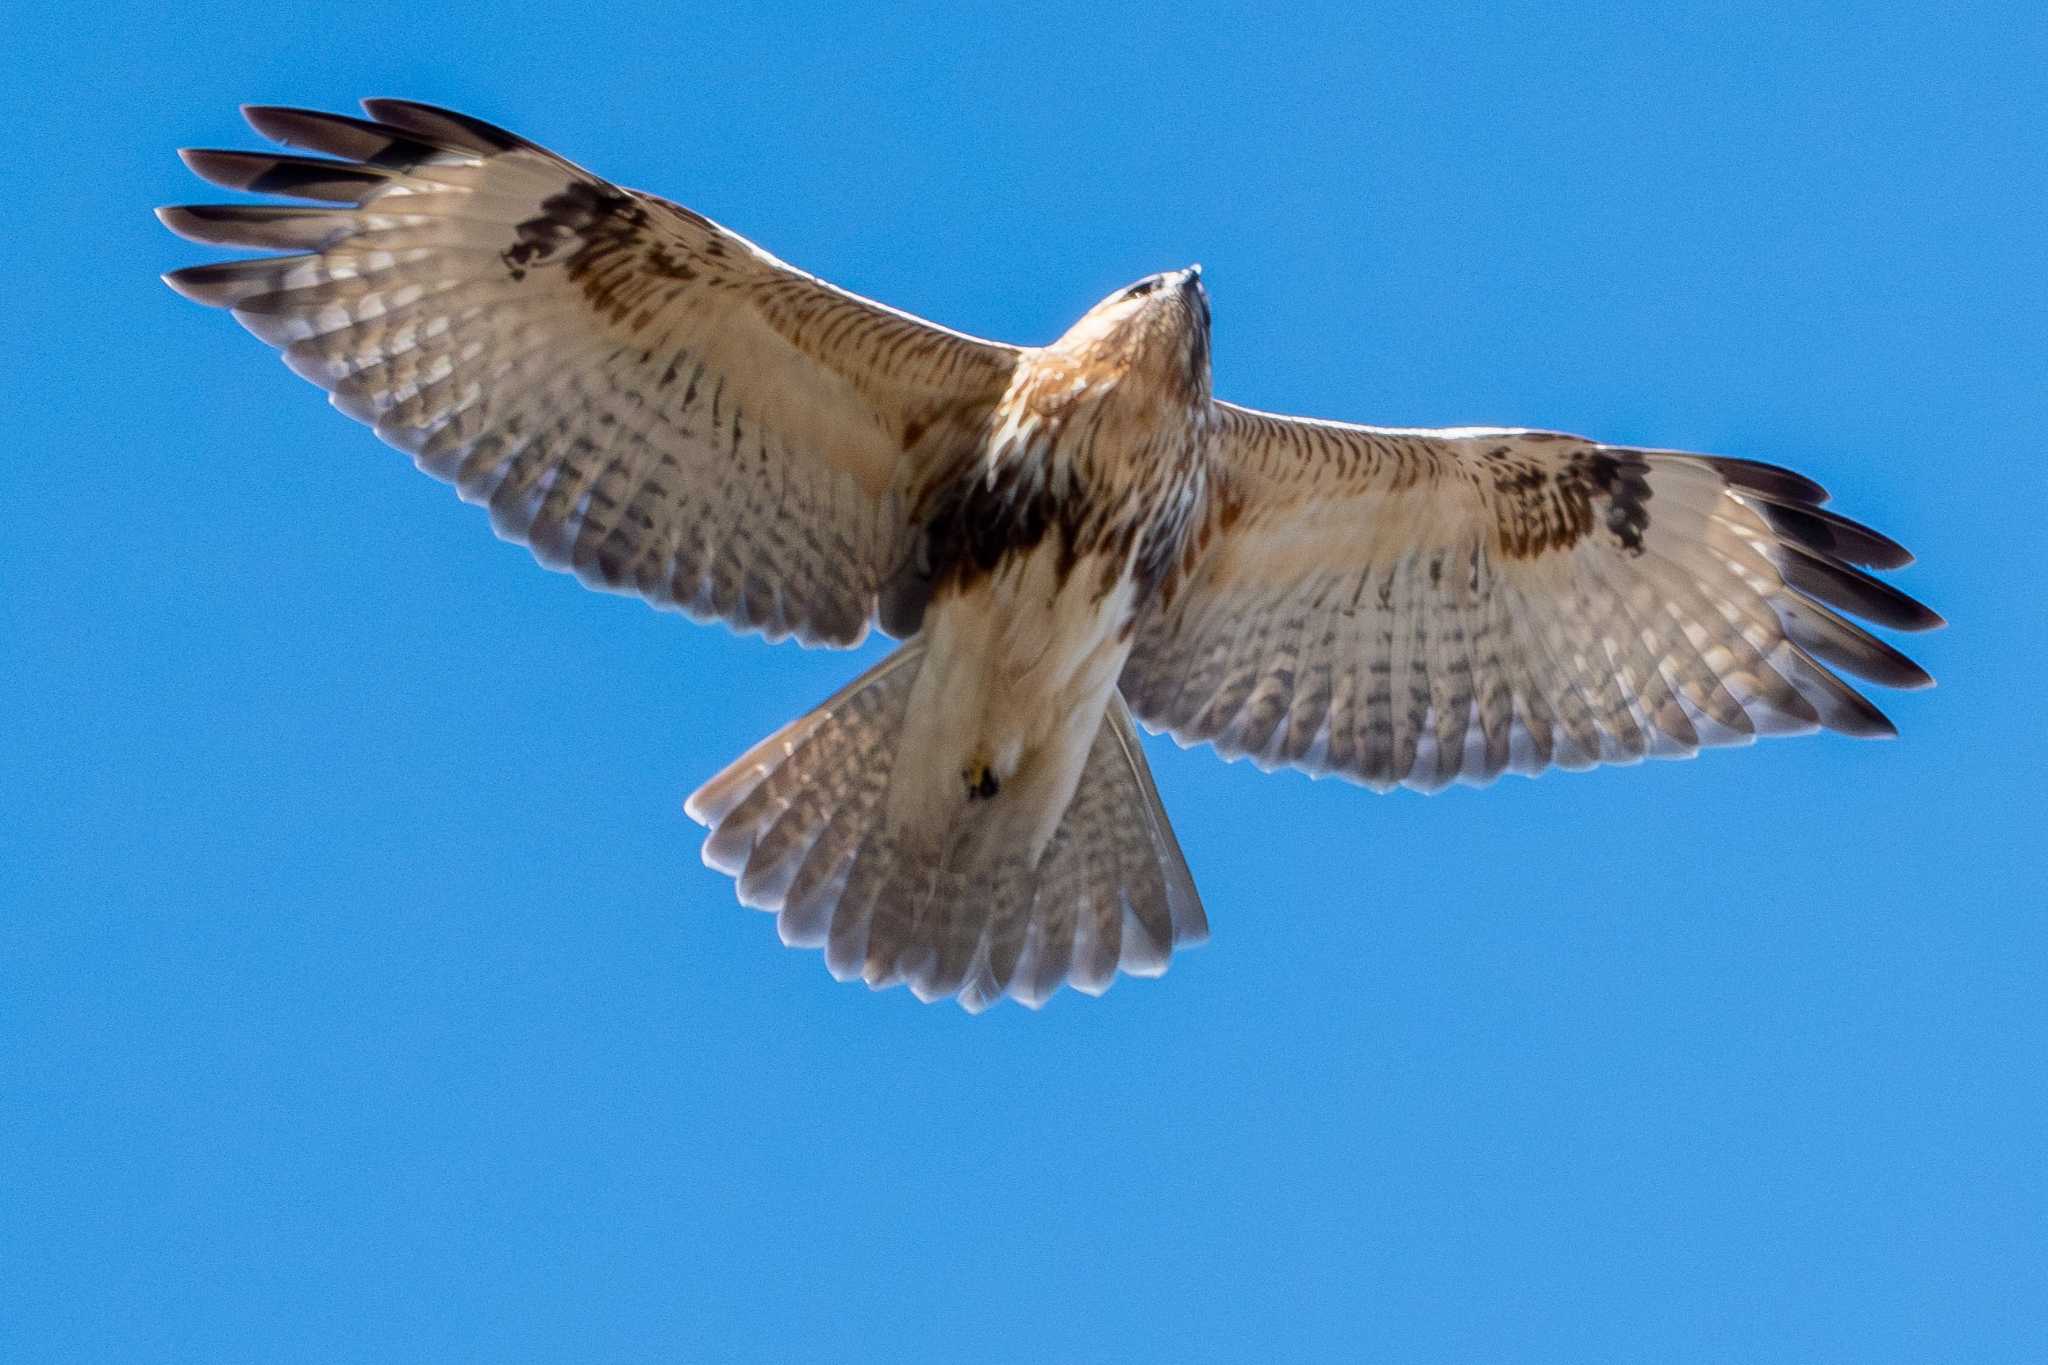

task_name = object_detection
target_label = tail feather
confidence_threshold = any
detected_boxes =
[686,646,1208,1011]
[685,646,921,951]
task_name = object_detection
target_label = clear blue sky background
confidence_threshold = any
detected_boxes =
[6,3,2043,1360]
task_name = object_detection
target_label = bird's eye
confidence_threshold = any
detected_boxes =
[1125,278,1160,299]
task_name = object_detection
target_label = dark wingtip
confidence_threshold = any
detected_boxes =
[179,148,260,196]
[1887,648,1937,690]
[1751,498,1917,571]
[159,257,292,308]
[1819,677,1901,739]
[360,97,528,153]
[1896,597,1944,633]
[1708,455,1831,506]
[155,205,202,242]
[178,146,391,202]
[241,103,320,147]
[156,204,242,243]
[1780,545,1944,633]
[161,263,219,304]
[239,102,290,131]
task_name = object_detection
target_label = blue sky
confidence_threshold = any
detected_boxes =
[6,2,2044,1360]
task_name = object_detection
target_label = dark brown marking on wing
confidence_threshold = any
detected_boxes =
[1494,447,1652,560]
[502,183,703,329]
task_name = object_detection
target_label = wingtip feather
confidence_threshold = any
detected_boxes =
[162,259,263,306]
[360,97,529,154]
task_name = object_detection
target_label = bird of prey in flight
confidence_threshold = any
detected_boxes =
[161,100,1940,1011]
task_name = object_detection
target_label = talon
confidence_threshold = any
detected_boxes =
[963,765,1000,801]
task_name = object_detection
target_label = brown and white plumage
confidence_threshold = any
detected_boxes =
[162,100,1939,1011]
[1125,411,1939,791]
[162,100,1019,647]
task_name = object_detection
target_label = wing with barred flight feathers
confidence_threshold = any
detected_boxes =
[1121,403,1941,791]
[161,100,1019,646]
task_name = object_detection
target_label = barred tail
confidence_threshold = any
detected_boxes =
[686,647,1208,1012]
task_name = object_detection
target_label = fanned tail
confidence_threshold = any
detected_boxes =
[686,647,1207,1012]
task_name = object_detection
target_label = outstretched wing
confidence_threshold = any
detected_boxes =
[161,100,1019,646]
[1122,402,1941,791]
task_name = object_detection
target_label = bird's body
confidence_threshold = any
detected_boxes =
[885,288,1213,873]
[162,100,1940,1010]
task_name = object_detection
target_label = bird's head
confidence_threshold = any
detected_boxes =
[1054,265,1212,402]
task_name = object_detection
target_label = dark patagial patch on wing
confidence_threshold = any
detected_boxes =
[501,184,710,331]
[1586,451,1653,554]
[1492,444,1652,559]
[502,181,640,280]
